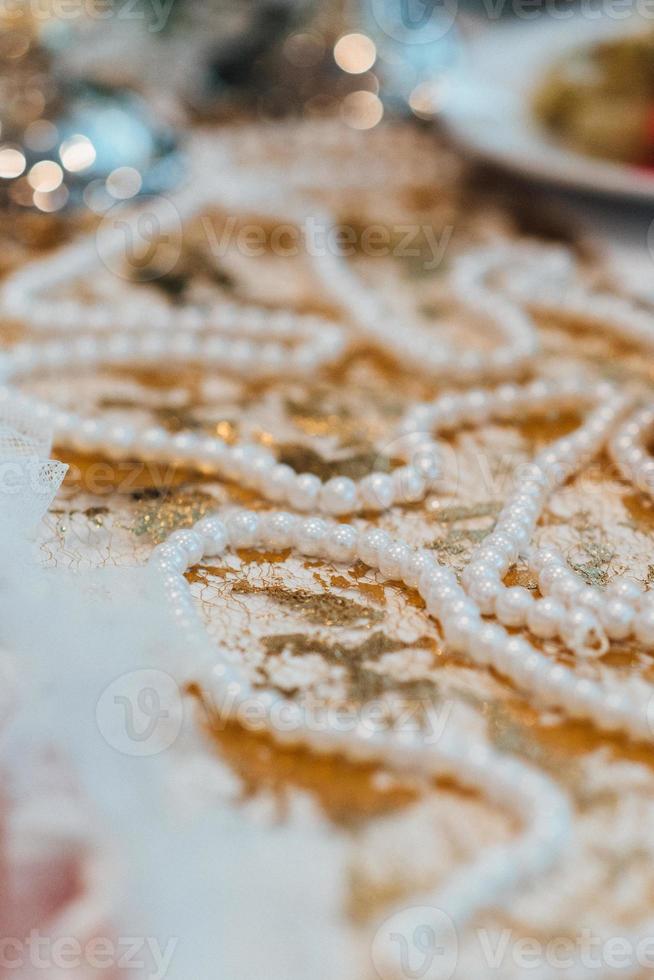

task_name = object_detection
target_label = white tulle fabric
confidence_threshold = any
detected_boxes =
[0,400,351,980]
[0,398,66,531]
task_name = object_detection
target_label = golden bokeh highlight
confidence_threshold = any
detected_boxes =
[341,90,384,130]
[27,159,63,192]
[333,33,376,74]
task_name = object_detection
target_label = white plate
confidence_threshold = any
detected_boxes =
[442,16,654,202]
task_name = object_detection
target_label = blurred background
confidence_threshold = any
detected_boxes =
[2,1,653,274]
[0,0,469,226]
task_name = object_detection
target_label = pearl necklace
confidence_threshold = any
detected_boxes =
[610,403,654,503]
[0,180,353,346]
[402,375,652,726]
[313,234,539,384]
[147,509,572,933]
[3,232,539,385]
[0,159,539,386]
[474,398,654,657]
[145,385,652,740]
[445,378,631,658]
[492,240,654,351]
[0,332,443,515]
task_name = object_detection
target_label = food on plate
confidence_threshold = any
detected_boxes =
[533,29,654,166]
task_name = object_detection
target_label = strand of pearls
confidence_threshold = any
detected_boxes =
[527,549,654,649]
[610,403,654,502]
[515,402,654,656]
[160,507,654,745]
[407,382,654,741]
[2,183,538,386]
[314,237,539,383]
[0,186,196,331]
[0,333,442,516]
[0,324,344,383]
[457,379,632,659]
[147,509,572,931]
[2,250,351,343]
[496,240,654,351]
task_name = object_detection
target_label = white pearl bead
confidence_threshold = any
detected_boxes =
[358,472,394,511]
[288,473,322,511]
[357,528,391,567]
[295,517,329,556]
[607,576,644,603]
[418,562,456,601]
[195,515,229,556]
[232,444,275,482]
[576,586,603,614]
[476,622,506,668]
[261,511,297,550]
[527,597,564,640]
[466,576,501,615]
[226,511,260,549]
[319,476,359,515]
[599,599,634,641]
[548,575,583,603]
[495,585,533,627]
[412,444,441,483]
[149,543,187,572]
[378,541,411,581]
[167,529,204,565]
[401,549,433,589]
[448,596,482,620]
[324,524,358,563]
[424,583,461,618]
[537,564,568,595]
[473,546,509,573]
[443,611,481,653]
[634,607,654,646]
[267,463,296,502]
[392,465,426,503]
[72,418,104,449]
[104,424,136,456]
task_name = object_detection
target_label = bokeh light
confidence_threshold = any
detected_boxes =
[33,184,69,212]
[409,82,441,119]
[27,160,63,192]
[341,90,383,130]
[333,34,376,74]
[0,146,26,179]
[59,134,96,173]
[106,165,142,199]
